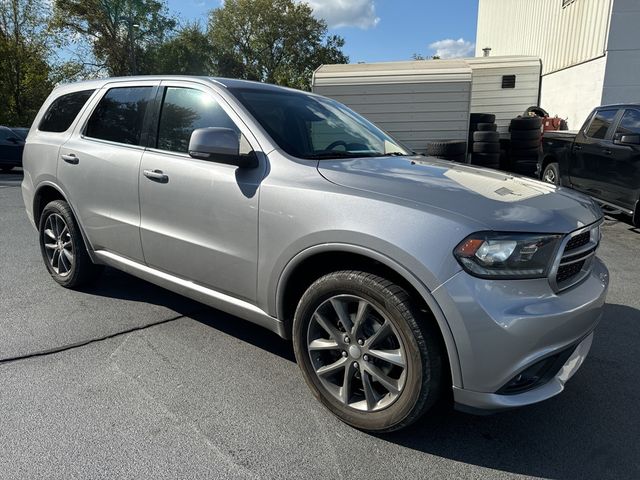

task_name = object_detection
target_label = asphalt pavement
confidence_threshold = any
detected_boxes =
[1,169,639,479]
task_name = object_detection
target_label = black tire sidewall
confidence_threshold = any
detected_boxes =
[38,200,87,288]
[292,272,438,432]
[543,163,560,184]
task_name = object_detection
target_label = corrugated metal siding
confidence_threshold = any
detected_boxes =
[313,62,472,151]
[476,0,612,75]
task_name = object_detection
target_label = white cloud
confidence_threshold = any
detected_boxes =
[302,0,380,29]
[428,38,475,59]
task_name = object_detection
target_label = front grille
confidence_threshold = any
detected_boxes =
[556,260,585,283]
[565,231,590,251]
[551,223,601,292]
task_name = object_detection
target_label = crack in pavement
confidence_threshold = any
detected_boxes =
[0,310,203,366]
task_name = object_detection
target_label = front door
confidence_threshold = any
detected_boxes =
[58,81,158,262]
[138,81,265,302]
[569,108,619,199]
[606,108,640,210]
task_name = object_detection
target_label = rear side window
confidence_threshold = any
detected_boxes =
[585,109,617,139]
[85,87,153,146]
[39,90,94,133]
[616,109,640,135]
[156,87,239,153]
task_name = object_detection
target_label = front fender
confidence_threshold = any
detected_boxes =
[273,241,464,388]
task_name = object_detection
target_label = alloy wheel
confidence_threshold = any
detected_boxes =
[306,294,407,412]
[543,167,556,184]
[43,213,74,276]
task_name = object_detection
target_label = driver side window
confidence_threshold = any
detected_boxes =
[157,87,242,154]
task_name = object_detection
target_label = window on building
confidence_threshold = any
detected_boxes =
[156,87,240,154]
[85,87,153,146]
[39,90,95,133]
[616,110,640,136]
[585,109,617,139]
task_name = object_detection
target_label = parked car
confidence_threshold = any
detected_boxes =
[539,104,640,226]
[0,126,28,171]
[22,77,608,432]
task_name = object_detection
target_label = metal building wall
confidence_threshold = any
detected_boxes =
[476,0,612,75]
[467,57,542,134]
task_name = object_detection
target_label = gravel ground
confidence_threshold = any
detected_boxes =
[1,170,639,479]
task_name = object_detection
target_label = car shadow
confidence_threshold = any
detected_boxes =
[82,270,639,479]
[379,303,640,480]
[83,267,295,362]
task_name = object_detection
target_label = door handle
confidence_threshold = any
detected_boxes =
[143,169,169,183]
[574,145,582,151]
[61,153,79,164]
[602,149,612,155]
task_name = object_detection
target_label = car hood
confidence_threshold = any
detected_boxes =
[317,156,602,233]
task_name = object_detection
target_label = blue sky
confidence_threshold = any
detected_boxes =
[167,0,479,63]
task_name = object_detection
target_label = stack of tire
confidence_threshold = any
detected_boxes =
[425,140,467,163]
[509,115,542,176]
[469,113,500,169]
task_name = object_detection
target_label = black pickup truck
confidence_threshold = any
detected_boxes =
[539,104,640,226]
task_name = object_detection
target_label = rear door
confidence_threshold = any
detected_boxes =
[569,108,620,199]
[58,80,158,262]
[138,80,265,301]
[607,108,640,210]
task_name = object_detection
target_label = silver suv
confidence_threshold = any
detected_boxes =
[22,77,609,432]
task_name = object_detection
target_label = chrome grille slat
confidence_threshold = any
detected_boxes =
[549,221,602,293]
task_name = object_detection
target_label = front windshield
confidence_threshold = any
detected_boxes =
[228,87,411,159]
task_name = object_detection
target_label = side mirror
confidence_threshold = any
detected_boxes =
[188,127,257,168]
[614,133,640,145]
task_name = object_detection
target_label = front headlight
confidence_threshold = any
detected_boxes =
[453,232,562,279]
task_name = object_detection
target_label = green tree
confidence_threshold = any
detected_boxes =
[208,0,348,90]
[145,22,213,75]
[52,0,176,76]
[0,0,55,126]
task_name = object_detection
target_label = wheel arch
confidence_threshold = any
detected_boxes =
[33,182,99,263]
[275,244,463,388]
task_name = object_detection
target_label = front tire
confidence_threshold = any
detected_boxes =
[292,271,444,432]
[542,162,560,185]
[38,200,102,288]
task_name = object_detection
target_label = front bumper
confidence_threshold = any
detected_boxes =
[433,257,608,412]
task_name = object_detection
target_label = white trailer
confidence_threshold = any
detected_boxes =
[312,56,541,154]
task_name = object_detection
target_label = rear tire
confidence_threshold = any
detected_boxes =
[38,200,103,288]
[292,271,444,432]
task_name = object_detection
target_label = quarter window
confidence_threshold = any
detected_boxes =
[616,110,640,136]
[585,109,617,139]
[85,87,153,146]
[156,87,239,154]
[39,90,95,133]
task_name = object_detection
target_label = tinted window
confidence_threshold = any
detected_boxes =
[585,109,617,139]
[85,87,153,145]
[0,127,13,142]
[156,87,239,153]
[11,128,29,140]
[39,90,94,133]
[229,88,409,159]
[616,109,640,135]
